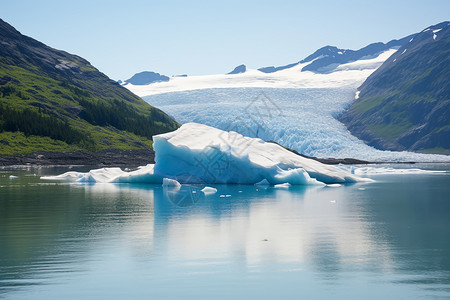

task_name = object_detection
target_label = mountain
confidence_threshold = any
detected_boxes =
[124,36,410,85]
[258,36,412,74]
[227,64,246,74]
[300,36,413,73]
[0,18,179,157]
[339,21,450,154]
[124,71,170,85]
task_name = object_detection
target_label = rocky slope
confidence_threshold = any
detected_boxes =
[339,21,450,154]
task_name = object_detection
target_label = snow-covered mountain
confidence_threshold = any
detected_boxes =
[124,34,449,162]
[125,49,396,96]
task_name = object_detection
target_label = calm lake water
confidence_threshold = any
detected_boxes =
[1,164,450,299]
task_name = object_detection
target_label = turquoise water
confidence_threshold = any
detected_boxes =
[1,165,450,299]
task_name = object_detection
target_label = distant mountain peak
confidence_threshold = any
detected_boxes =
[227,64,246,74]
[300,36,413,73]
[124,71,169,85]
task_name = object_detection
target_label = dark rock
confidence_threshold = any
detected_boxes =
[124,71,170,85]
[258,62,299,73]
[227,64,246,74]
[64,105,82,116]
[26,88,38,94]
[0,149,156,167]
[0,75,20,85]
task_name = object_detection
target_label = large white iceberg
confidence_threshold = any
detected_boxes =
[42,123,364,185]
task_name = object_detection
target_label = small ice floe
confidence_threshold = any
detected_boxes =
[255,179,270,185]
[225,195,231,197]
[330,200,336,203]
[219,195,226,198]
[162,178,181,187]
[273,183,291,188]
[358,187,366,191]
[9,175,18,179]
[201,186,217,194]
[326,183,341,187]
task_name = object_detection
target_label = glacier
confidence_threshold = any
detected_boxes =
[126,50,449,162]
[42,123,365,185]
[142,88,449,162]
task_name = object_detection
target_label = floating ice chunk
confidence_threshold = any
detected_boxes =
[42,171,84,181]
[153,123,361,184]
[326,184,342,187]
[339,165,447,175]
[201,186,218,194]
[77,168,124,183]
[42,168,125,183]
[43,123,364,185]
[113,164,162,184]
[162,178,181,187]
[273,183,291,188]
[255,179,270,185]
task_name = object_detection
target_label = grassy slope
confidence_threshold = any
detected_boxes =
[0,19,179,155]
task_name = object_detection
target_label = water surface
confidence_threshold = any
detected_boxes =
[1,165,450,299]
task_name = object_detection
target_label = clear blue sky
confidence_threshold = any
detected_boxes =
[2,0,449,80]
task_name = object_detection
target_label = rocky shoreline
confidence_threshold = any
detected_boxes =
[0,149,155,167]
[0,148,370,167]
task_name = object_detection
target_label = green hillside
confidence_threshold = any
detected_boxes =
[0,19,179,155]
[339,22,450,154]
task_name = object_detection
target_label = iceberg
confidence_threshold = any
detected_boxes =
[162,178,181,187]
[201,186,218,194]
[42,123,364,185]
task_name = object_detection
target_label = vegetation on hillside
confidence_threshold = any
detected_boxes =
[339,22,450,154]
[0,19,179,155]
